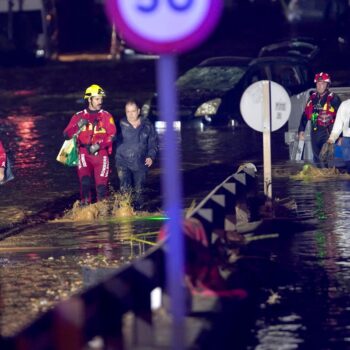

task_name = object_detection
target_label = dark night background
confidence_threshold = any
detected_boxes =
[1,0,350,64]
[55,0,350,57]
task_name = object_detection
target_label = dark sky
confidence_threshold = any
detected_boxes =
[26,0,350,55]
[53,0,348,52]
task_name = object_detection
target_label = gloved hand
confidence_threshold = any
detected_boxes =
[89,143,100,154]
[77,118,89,129]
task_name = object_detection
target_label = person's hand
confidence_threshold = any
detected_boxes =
[0,168,5,182]
[145,157,153,167]
[298,131,305,141]
[327,138,335,144]
[77,118,89,129]
[89,143,100,154]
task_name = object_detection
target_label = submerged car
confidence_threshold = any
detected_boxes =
[143,55,314,126]
[258,39,320,62]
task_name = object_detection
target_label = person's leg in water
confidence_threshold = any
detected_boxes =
[117,165,133,206]
[93,154,110,202]
[133,169,147,211]
[78,154,93,205]
[311,128,329,168]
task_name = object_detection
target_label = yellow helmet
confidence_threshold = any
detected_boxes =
[84,84,106,99]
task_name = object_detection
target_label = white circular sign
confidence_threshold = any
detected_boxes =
[240,80,291,132]
[119,1,209,42]
[105,0,223,54]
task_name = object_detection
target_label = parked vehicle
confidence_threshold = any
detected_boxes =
[142,55,314,126]
[258,39,320,62]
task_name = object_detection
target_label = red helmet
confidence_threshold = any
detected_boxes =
[314,72,331,83]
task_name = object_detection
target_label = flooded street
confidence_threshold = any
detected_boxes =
[1,60,350,349]
[0,217,164,336]
[247,179,350,350]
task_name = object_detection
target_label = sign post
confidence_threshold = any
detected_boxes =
[240,80,291,199]
[262,81,272,198]
[105,1,223,349]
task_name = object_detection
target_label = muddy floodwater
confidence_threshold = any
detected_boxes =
[1,61,350,349]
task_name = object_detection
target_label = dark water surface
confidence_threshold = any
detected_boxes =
[1,62,350,349]
[244,178,350,350]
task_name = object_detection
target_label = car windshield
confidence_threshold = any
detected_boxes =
[176,66,248,91]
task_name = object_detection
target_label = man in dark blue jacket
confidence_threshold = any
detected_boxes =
[115,99,158,210]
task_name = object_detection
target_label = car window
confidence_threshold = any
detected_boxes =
[271,64,301,88]
[176,66,248,91]
[299,65,310,84]
[243,65,270,88]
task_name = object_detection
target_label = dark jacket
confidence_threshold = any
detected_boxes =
[115,117,158,171]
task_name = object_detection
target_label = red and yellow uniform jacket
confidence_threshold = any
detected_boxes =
[63,109,116,155]
[0,141,6,168]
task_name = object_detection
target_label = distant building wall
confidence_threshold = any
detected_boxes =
[0,0,43,12]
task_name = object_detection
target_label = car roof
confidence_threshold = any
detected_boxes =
[250,55,310,65]
[258,40,320,60]
[197,55,309,69]
[198,56,253,67]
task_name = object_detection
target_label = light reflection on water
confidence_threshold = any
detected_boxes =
[0,109,78,219]
[7,114,45,170]
[247,174,350,350]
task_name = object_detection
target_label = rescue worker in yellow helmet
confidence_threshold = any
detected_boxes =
[63,84,117,205]
[298,72,341,167]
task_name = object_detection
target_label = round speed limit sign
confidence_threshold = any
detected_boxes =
[105,0,223,54]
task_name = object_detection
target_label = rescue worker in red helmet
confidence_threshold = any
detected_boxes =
[63,84,117,205]
[298,72,341,167]
[0,140,7,182]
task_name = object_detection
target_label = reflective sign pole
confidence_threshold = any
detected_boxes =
[157,54,185,350]
[263,81,272,199]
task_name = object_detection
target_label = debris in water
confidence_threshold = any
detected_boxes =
[291,164,350,181]
[266,290,281,305]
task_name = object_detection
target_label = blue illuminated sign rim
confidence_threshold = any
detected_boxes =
[105,0,223,54]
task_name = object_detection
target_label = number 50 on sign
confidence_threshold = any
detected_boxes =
[105,0,223,54]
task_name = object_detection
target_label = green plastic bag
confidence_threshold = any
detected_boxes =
[56,136,79,167]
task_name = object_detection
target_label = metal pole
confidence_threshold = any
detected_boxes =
[156,54,185,350]
[7,0,14,41]
[263,80,272,199]
[40,0,50,58]
[109,24,118,60]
